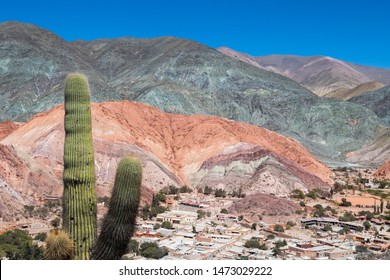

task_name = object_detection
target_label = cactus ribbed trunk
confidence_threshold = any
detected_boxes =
[63,73,97,260]
[91,156,142,260]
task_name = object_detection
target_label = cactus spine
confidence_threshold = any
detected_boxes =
[63,73,97,260]
[91,156,142,260]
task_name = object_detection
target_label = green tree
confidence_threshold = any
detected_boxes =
[161,221,173,229]
[203,186,213,195]
[339,211,355,222]
[180,186,193,193]
[0,229,44,260]
[214,188,226,197]
[251,223,257,230]
[313,204,326,217]
[141,204,151,220]
[140,242,168,259]
[244,239,261,249]
[153,223,161,230]
[355,245,368,253]
[168,185,179,195]
[156,193,166,203]
[363,221,371,231]
[127,239,139,255]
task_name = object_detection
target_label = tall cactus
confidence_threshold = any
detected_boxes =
[91,156,142,260]
[63,73,97,260]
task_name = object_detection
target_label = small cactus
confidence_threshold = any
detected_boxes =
[91,156,142,260]
[45,230,74,260]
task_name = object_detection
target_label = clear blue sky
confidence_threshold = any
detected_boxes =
[2,0,390,68]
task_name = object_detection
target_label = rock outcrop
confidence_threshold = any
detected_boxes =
[374,160,390,180]
[0,121,20,140]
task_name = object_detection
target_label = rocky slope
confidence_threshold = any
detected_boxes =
[0,101,332,221]
[345,127,390,165]
[229,193,300,220]
[0,22,386,166]
[374,160,390,180]
[348,85,390,126]
[0,121,20,140]
[0,144,60,220]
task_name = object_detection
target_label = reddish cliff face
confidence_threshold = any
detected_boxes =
[0,121,20,140]
[374,160,390,180]
[0,101,333,220]
[2,101,332,184]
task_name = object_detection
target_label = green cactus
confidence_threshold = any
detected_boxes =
[62,73,97,260]
[91,156,142,260]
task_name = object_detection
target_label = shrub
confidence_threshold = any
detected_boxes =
[34,232,47,242]
[220,208,229,214]
[0,229,44,260]
[340,198,352,207]
[274,224,284,232]
[161,221,173,229]
[45,230,73,260]
[290,189,305,199]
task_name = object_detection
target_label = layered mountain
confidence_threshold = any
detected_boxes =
[218,47,390,97]
[0,101,331,221]
[190,143,328,197]
[0,22,387,165]
[349,85,390,126]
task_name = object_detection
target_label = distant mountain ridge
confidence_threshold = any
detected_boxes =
[0,21,387,165]
[218,47,390,97]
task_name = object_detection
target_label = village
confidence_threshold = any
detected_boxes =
[1,167,390,260]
